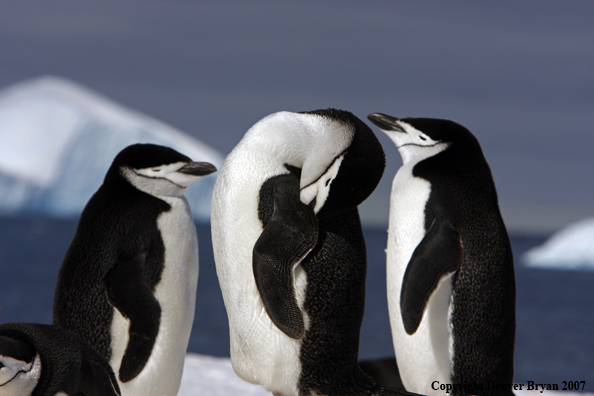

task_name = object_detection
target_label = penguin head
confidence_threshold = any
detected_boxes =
[368,113,483,166]
[0,335,40,396]
[106,144,217,197]
[295,109,385,219]
[368,113,451,165]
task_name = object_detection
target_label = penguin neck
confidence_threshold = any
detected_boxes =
[397,142,449,166]
[243,111,354,189]
[120,167,188,199]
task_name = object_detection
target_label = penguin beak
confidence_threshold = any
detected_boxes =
[177,162,217,176]
[367,113,406,133]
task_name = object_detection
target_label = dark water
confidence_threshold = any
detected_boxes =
[0,216,592,389]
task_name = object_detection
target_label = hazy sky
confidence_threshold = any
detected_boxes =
[0,0,592,232]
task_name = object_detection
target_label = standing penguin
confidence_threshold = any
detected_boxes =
[212,109,411,396]
[367,113,516,396]
[0,322,120,396]
[53,143,216,396]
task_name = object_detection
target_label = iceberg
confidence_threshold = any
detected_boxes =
[522,217,594,270]
[0,76,224,222]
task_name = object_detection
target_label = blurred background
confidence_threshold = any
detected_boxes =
[0,0,592,390]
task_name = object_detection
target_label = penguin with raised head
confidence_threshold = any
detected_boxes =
[53,143,216,396]
[212,109,412,396]
[0,322,120,396]
[368,113,516,396]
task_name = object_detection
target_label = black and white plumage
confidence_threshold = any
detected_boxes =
[212,109,412,396]
[368,113,516,396]
[0,322,120,396]
[53,143,216,396]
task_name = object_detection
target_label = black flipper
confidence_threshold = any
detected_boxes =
[105,252,161,382]
[253,175,319,339]
[400,218,462,335]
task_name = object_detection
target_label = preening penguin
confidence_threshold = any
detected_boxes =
[0,322,120,396]
[212,109,412,396]
[368,113,516,396]
[53,144,216,396]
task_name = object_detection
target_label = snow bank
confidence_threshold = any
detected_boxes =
[179,354,594,396]
[179,354,268,396]
[523,217,594,270]
[0,76,224,221]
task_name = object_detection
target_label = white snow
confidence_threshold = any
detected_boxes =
[179,355,594,396]
[0,76,224,221]
[523,217,594,270]
[179,354,269,396]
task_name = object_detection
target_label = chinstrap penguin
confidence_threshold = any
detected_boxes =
[53,143,216,396]
[0,322,121,396]
[368,113,515,396]
[213,108,414,396]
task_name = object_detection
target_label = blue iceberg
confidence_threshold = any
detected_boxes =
[522,217,594,271]
[0,76,224,222]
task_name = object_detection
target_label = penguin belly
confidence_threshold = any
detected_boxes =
[387,166,453,395]
[227,263,307,396]
[212,174,306,396]
[110,196,198,396]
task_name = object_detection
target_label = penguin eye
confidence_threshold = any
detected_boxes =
[152,168,163,173]
[419,135,427,141]
[325,179,331,187]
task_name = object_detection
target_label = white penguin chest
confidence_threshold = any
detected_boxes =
[211,171,306,396]
[386,165,454,394]
[155,195,200,316]
[111,196,198,396]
